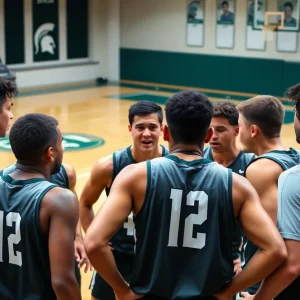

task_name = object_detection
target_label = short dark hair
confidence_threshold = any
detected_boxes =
[237,96,284,139]
[128,100,163,125]
[284,2,293,10]
[222,1,229,7]
[287,82,300,119]
[165,90,213,144]
[0,78,17,111]
[9,113,59,164]
[213,101,238,126]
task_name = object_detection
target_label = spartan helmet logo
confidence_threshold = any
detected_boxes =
[34,23,56,55]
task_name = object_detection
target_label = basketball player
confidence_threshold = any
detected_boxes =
[0,162,91,287]
[203,101,255,275]
[235,96,300,299]
[0,77,16,137]
[84,91,287,300]
[252,84,300,300]
[79,100,168,300]
[0,113,81,299]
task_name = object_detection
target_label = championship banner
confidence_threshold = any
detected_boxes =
[32,0,59,62]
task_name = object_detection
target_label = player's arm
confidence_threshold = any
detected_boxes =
[79,155,113,232]
[245,159,282,224]
[214,173,287,298]
[84,163,146,298]
[254,173,300,300]
[64,163,91,272]
[42,188,81,300]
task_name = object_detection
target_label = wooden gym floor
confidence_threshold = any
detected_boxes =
[0,83,298,300]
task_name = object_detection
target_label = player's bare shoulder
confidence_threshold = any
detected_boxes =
[246,158,283,182]
[42,186,78,213]
[90,154,114,185]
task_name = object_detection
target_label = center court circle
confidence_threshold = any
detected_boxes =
[0,133,105,152]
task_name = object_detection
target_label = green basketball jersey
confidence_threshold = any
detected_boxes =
[203,147,255,261]
[0,164,69,189]
[243,148,300,294]
[203,146,255,176]
[130,155,235,298]
[106,145,168,256]
[0,175,57,299]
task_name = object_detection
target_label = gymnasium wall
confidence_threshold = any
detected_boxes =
[120,0,300,96]
[0,0,108,89]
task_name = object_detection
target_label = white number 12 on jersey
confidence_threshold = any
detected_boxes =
[168,189,208,249]
[0,211,22,266]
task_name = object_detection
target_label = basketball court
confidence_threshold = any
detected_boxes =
[0,81,298,299]
[1,0,300,298]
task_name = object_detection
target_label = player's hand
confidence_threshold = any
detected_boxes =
[114,287,144,300]
[74,237,93,273]
[233,257,242,275]
[238,292,255,300]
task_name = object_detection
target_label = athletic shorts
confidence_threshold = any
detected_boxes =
[90,251,134,300]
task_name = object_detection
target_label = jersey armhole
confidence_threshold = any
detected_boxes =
[61,165,69,189]
[227,168,235,224]
[35,185,58,237]
[111,152,117,183]
[135,160,152,219]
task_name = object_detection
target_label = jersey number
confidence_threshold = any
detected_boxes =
[168,189,208,249]
[123,212,134,236]
[0,211,22,266]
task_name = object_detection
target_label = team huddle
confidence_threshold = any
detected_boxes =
[0,76,300,300]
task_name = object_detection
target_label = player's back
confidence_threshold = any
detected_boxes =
[130,154,235,299]
[0,174,57,300]
[106,145,169,256]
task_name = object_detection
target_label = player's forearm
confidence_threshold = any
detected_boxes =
[221,248,286,296]
[254,261,300,300]
[85,242,129,294]
[52,275,81,300]
[79,204,94,232]
[75,220,83,239]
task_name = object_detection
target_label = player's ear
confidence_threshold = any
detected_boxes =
[204,127,213,143]
[45,146,55,162]
[251,125,259,138]
[163,125,170,141]
[234,126,239,136]
[128,124,132,136]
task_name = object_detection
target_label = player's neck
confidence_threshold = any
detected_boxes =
[254,138,287,156]
[12,162,49,180]
[170,144,203,161]
[131,146,162,163]
[211,145,240,167]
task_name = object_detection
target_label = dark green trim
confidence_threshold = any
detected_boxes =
[60,165,69,189]
[120,48,300,96]
[166,155,211,166]
[35,185,58,236]
[161,145,168,156]
[227,168,235,223]
[2,175,46,185]
[126,146,137,163]
[135,160,152,219]
[111,152,117,183]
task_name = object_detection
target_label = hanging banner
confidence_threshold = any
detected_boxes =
[246,0,267,51]
[216,0,235,49]
[186,0,205,47]
[32,0,59,62]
